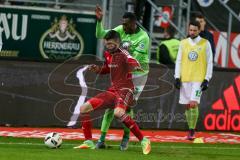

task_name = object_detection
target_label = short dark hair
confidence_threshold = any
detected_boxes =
[189,20,201,29]
[122,12,136,21]
[104,30,121,41]
[195,12,205,19]
[165,26,176,38]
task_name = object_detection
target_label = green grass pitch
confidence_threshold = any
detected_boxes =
[0,137,240,160]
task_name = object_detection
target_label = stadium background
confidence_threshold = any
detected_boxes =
[0,0,239,133]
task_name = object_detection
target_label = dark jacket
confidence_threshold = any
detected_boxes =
[199,29,215,58]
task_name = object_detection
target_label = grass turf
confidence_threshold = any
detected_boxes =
[0,137,240,160]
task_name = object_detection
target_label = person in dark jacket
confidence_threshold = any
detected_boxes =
[195,13,215,59]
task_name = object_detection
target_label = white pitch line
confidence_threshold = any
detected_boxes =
[0,142,240,150]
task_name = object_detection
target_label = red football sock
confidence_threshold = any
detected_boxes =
[81,113,92,140]
[122,115,143,141]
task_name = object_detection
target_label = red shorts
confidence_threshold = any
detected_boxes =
[87,88,133,111]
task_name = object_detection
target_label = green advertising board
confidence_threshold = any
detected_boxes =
[0,5,97,60]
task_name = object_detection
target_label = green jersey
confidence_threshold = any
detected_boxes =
[96,21,150,75]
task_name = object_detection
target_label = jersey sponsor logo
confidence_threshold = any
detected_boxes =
[204,75,240,131]
[188,51,198,61]
[108,64,118,68]
[39,15,84,59]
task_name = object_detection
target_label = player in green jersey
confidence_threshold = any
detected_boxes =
[94,5,150,151]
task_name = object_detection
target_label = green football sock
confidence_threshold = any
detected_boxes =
[99,109,114,142]
[122,108,134,140]
[185,109,191,129]
[190,106,199,129]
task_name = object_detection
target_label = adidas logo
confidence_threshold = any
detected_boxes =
[204,75,240,131]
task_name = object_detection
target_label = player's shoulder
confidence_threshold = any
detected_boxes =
[180,38,189,45]
[111,50,126,64]
[104,51,111,56]
[117,49,139,66]
[117,48,130,57]
[200,37,211,47]
[195,37,209,46]
[200,37,208,42]
[115,48,133,60]
[181,38,188,42]
[138,28,149,38]
[104,51,112,60]
[113,25,124,33]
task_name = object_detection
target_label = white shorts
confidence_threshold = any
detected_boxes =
[179,82,202,104]
[132,74,148,100]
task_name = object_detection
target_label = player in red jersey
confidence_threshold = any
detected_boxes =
[74,30,151,155]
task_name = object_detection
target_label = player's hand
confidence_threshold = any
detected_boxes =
[201,79,209,91]
[175,78,181,89]
[95,5,103,21]
[88,64,100,72]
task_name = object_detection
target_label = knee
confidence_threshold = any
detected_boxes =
[80,102,93,114]
[190,101,198,107]
[80,106,87,114]
[114,108,125,118]
[186,101,198,109]
[103,109,114,118]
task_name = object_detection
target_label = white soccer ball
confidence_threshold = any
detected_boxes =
[44,132,62,148]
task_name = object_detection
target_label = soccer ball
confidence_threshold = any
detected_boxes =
[44,132,62,148]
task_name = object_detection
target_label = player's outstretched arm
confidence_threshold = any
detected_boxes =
[95,5,109,38]
[95,5,103,21]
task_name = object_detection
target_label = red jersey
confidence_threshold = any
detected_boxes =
[98,48,140,91]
